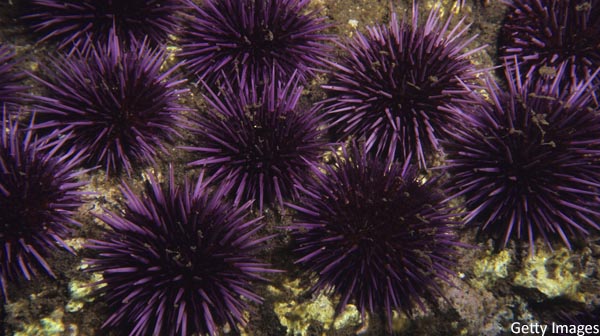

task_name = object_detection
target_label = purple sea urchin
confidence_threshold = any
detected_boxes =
[24,0,187,48]
[0,45,26,107]
[288,144,461,328]
[322,4,483,167]
[182,74,325,212]
[86,169,274,336]
[499,0,600,86]
[179,0,332,84]
[0,111,87,298]
[555,307,600,329]
[30,32,186,176]
[443,64,600,251]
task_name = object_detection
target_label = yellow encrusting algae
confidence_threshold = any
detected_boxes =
[271,278,361,335]
[471,249,511,287]
[14,308,66,336]
[513,247,585,301]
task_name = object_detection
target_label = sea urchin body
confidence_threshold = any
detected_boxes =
[0,111,87,298]
[182,74,325,212]
[30,32,186,176]
[500,0,600,86]
[443,64,600,251]
[289,144,461,328]
[179,0,332,84]
[25,0,188,48]
[322,4,483,167]
[86,170,274,336]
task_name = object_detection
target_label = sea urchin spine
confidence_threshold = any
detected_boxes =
[0,45,26,108]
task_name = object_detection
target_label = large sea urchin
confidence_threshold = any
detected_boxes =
[289,144,461,328]
[500,0,600,86]
[30,32,186,176]
[179,0,331,84]
[322,4,483,167]
[443,64,600,251]
[182,74,325,212]
[24,0,187,48]
[0,111,87,298]
[86,169,274,336]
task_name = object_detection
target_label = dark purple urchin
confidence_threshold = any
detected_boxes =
[0,45,26,107]
[182,74,326,212]
[535,304,600,335]
[24,0,188,48]
[178,0,332,84]
[443,64,600,252]
[288,144,462,328]
[555,307,600,329]
[499,0,600,87]
[86,169,274,336]
[0,111,87,298]
[30,32,186,176]
[322,4,483,168]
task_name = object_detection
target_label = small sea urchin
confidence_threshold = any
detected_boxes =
[500,0,600,86]
[24,0,187,48]
[0,111,87,298]
[182,74,325,212]
[179,0,331,84]
[289,144,461,328]
[86,169,274,336]
[30,32,186,176]
[322,4,482,167]
[443,64,600,251]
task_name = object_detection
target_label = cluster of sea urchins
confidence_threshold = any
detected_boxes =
[466,0,600,250]
[1,0,599,335]
[9,0,329,334]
